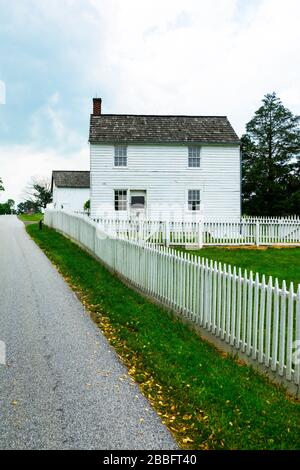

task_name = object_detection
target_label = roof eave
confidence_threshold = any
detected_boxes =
[89,139,241,146]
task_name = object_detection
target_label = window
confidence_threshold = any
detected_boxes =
[131,195,145,209]
[114,146,127,167]
[188,190,201,211]
[114,190,127,211]
[188,146,201,167]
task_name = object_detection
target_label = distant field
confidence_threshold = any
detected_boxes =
[18,213,43,223]
[183,247,300,288]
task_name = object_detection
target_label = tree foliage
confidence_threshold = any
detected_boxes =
[23,176,52,210]
[17,200,40,214]
[0,177,4,192]
[84,199,90,212]
[241,92,300,215]
[0,199,15,215]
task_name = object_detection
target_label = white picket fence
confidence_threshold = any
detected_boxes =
[243,215,300,223]
[93,217,300,247]
[44,210,300,389]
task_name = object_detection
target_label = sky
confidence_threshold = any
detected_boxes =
[0,0,300,204]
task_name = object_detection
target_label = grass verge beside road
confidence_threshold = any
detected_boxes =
[26,223,300,450]
[182,247,300,288]
[18,213,43,223]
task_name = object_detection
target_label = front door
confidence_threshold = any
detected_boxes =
[130,190,147,219]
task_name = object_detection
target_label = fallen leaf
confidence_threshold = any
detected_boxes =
[182,437,194,444]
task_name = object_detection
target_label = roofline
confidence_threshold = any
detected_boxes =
[91,113,229,119]
[89,140,241,146]
[52,170,90,173]
[51,170,90,192]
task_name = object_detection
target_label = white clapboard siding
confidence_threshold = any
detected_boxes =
[90,144,241,221]
[45,210,300,389]
[52,183,90,213]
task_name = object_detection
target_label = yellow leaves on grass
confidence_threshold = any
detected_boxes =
[182,437,194,444]
[59,278,212,451]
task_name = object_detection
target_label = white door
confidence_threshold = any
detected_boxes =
[130,190,147,219]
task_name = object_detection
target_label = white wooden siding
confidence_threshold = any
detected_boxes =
[90,144,241,220]
[53,183,90,212]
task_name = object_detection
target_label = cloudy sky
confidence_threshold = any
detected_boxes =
[0,0,300,203]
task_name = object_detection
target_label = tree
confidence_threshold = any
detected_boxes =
[23,176,52,210]
[84,199,90,212]
[0,177,4,192]
[0,199,15,215]
[17,200,40,214]
[241,92,300,215]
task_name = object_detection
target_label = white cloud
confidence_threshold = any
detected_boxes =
[1,0,300,203]
[0,144,88,204]
[88,0,300,128]
[29,93,82,149]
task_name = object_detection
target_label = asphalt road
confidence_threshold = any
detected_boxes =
[0,216,176,450]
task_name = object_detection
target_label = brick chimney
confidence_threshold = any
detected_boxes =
[93,98,102,115]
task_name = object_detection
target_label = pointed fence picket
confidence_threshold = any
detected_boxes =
[45,210,300,389]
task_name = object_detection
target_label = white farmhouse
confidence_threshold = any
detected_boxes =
[51,171,90,212]
[89,98,241,221]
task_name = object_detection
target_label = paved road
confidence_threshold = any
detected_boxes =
[0,216,176,450]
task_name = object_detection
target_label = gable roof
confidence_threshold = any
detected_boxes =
[89,114,240,145]
[51,171,90,191]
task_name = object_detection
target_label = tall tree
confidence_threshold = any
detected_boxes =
[23,176,52,210]
[241,92,300,215]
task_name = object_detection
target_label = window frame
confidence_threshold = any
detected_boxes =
[114,189,128,211]
[187,189,201,211]
[114,145,127,167]
[188,146,201,168]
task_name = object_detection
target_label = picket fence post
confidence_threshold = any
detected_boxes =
[165,221,170,248]
[198,221,203,248]
[255,221,260,246]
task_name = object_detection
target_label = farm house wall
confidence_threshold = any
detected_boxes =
[52,183,90,212]
[90,144,241,221]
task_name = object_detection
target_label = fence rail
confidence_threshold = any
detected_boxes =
[44,210,300,389]
[93,217,300,247]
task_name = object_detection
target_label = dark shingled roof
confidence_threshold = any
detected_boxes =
[89,114,240,145]
[51,171,90,190]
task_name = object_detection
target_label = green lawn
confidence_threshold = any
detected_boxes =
[26,223,300,450]
[18,213,43,223]
[182,247,300,288]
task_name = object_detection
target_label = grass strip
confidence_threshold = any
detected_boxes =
[182,247,300,288]
[18,213,43,223]
[26,223,300,450]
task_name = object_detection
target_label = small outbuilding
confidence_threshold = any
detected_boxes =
[51,170,90,212]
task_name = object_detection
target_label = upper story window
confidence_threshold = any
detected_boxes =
[114,146,127,167]
[114,190,127,211]
[188,190,201,211]
[188,146,201,168]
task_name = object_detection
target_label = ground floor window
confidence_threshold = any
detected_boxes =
[188,189,200,211]
[114,190,127,211]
